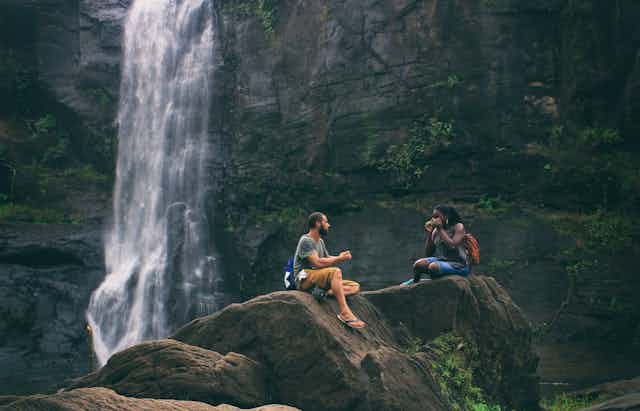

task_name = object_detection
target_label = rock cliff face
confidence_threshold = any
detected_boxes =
[0,222,105,395]
[171,276,539,411]
[3,276,540,411]
[0,0,127,121]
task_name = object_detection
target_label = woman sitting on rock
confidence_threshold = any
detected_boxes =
[403,205,470,285]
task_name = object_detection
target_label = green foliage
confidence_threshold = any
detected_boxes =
[485,258,516,277]
[0,203,79,224]
[561,210,632,280]
[223,0,279,37]
[550,210,635,317]
[60,165,110,188]
[83,88,114,111]
[403,336,423,355]
[26,114,73,168]
[476,195,509,215]
[541,393,602,411]
[375,117,455,189]
[543,124,637,210]
[429,75,463,90]
[577,127,622,148]
[84,123,118,173]
[254,206,305,230]
[427,334,501,411]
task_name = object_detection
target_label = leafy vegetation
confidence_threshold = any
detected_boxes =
[559,210,632,285]
[485,258,516,278]
[476,195,510,215]
[223,0,279,36]
[426,334,502,411]
[534,209,637,336]
[541,393,602,411]
[0,203,79,224]
[542,122,638,211]
[375,116,455,189]
[403,336,423,356]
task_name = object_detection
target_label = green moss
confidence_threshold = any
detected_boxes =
[82,87,115,112]
[403,336,423,355]
[426,333,501,411]
[476,195,511,216]
[554,210,632,282]
[223,0,279,37]
[485,258,516,278]
[541,393,602,411]
[0,203,80,224]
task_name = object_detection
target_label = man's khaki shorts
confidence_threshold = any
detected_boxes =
[299,267,337,291]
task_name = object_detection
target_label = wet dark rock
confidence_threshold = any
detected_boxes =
[574,377,640,400]
[0,223,105,395]
[581,393,640,411]
[68,339,269,408]
[173,276,539,411]
[0,0,128,120]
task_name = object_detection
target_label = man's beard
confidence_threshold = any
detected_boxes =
[319,226,328,236]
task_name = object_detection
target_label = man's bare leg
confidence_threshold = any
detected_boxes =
[326,281,360,297]
[331,269,364,326]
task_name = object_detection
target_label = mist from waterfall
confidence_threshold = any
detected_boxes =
[87,0,221,366]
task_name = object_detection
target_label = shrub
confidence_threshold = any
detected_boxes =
[426,334,502,411]
[376,116,455,189]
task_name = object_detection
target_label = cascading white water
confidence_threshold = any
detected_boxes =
[87,0,221,366]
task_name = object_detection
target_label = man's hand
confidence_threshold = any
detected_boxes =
[339,250,352,262]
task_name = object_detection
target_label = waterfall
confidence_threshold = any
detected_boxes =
[87,0,221,366]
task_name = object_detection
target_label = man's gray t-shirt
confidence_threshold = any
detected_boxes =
[293,234,329,274]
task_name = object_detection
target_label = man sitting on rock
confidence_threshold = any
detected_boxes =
[293,212,365,329]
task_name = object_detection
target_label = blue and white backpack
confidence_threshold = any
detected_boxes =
[283,257,296,290]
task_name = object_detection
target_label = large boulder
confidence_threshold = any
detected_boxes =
[0,387,299,411]
[175,285,416,411]
[173,275,539,411]
[581,393,640,411]
[364,275,540,410]
[67,339,269,408]
[572,377,640,402]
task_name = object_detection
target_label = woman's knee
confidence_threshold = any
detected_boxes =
[413,259,429,274]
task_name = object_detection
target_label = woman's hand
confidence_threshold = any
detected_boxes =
[425,219,435,232]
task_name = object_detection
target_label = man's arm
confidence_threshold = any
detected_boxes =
[307,250,351,268]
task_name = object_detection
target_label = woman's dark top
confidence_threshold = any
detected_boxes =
[432,226,468,267]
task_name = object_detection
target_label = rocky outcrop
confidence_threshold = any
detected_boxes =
[1,387,300,411]
[0,223,105,395]
[2,275,535,410]
[171,276,539,411]
[68,339,269,408]
[365,275,540,408]
[581,394,640,411]
[0,0,127,121]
